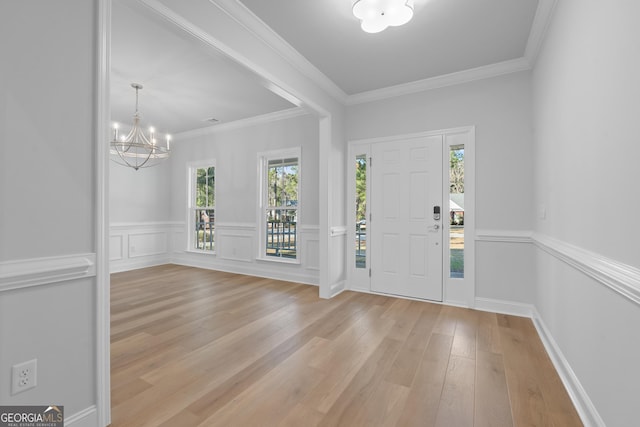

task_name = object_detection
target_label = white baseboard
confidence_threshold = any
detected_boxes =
[531,309,605,427]
[110,255,169,274]
[329,280,346,297]
[65,405,97,427]
[170,254,319,286]
[473,297,603,426]
[474,297,534,317]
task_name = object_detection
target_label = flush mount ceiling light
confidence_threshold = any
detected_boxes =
[352,0,414,33]
[110,83,170,170]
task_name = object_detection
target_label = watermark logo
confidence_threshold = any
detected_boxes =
[0,405,63,427]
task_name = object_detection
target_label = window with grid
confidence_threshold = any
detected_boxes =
[191,163,215,252]
[260,149,300,260]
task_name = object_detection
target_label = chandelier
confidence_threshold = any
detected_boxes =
[352,0,414,33]
[110,83,170,170]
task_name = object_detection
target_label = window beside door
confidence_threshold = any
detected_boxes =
[449,145,464,278]
[355,155,367,269]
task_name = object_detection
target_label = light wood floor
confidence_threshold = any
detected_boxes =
[110,265,582,427]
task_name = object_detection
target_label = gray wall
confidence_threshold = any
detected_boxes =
[162,114,321,284]
[110,160,172,223]
[170,114,320,226]
[532,0,640,425]
[347,71,535,304]
[0,0,98,421]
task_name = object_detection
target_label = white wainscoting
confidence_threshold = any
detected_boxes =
[110,221,322,285]
[531,307,606,427]
[66,405,97,427]
[475,229,536,311]
[300,225,320,272]
[473,229,639,427]
[328,226,347,297]
[0,255,98,422]
[168,222,321,285]
[533,233,640,306]
[109,222,182,273]
[216,222,255,263]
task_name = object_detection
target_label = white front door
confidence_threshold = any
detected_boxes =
[370,135,443,301]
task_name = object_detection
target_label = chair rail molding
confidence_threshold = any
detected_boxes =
[533,233,640,307]
[330,225,348,237]
[475,229,533,243]
[0,253,97,293]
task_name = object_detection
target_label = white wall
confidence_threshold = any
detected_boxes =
[347,71,535,304]
[170,115,319,225]
[110,157,174,273]
[152,0,347,298]
[167,113,321,284]
[110,159,172,223]
[532,1,640,425]
[0,1,99,424]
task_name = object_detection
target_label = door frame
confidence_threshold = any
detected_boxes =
[347,126,475,307]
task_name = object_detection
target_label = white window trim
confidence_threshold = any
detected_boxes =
[187,159,217,255]
[347,143,371,292]
[257,147,302,264]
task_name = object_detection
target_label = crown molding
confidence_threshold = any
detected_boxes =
[174,107,308,140]
[156,0,557,112]
[209,0,348,104]
[346,57,532,105]
[524,0,558,66]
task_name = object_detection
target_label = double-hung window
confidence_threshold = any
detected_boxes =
[259,148,300,261]
[189,161,216,252]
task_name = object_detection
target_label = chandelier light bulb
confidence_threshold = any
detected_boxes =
[353,0,414,33]
[109,83,170,170]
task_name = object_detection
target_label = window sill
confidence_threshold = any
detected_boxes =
[256,256,300,265]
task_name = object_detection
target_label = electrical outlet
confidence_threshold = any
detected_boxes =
[11,359,37,395]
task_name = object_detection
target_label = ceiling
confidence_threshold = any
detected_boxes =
[238,0,540,95]
[111,0,542,136]
[111,0,294,136]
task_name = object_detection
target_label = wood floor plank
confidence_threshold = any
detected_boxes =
[475,350,513,427]
[476,310,502,354]
[432,304,458,336]
[451,307,478,360]
[518,317,583,426]
[197,337,328,426]
[385,302,439,387]
[395,333,453,427]
[315,337,404,426]
[110,265,582,427]
[499,317,555,427]
[278,403,325,427]
[434,355,476,427]
[303,307,395,413]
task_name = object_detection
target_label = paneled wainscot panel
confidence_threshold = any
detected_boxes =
[110,222,181,273]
